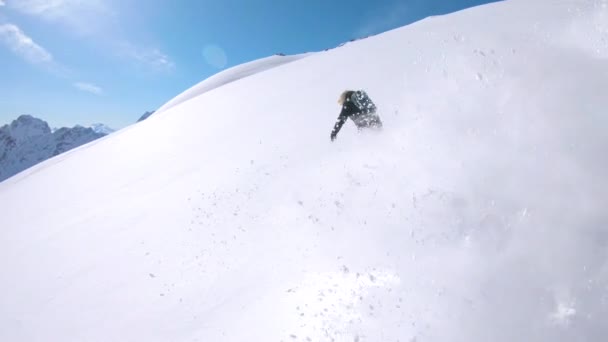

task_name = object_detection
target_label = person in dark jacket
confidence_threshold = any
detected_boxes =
[330,90,382,141]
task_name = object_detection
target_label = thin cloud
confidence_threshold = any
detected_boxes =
[118,42,175,72]
[0,0,5,7]
[74,82,103,95]
[0,23,53,64]
[8,0,108,20]
[7,0,111,37]
[9,0,175,72]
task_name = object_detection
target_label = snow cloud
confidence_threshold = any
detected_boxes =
[73,82,103,95]
[0,23,52,64]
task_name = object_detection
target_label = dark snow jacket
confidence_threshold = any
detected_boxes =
[330,91,382,141]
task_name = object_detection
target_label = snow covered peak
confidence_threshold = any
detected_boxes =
[5,114,51,143]
[90,123,115,135]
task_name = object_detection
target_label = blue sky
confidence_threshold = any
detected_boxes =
[0,0,497,129]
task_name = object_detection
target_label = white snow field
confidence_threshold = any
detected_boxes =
[155,53,313,114]
[1,0,607,341]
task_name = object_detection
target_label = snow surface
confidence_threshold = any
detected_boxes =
[154,53,313,114]
[1,0,608,341]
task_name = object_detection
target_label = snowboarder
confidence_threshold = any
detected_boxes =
[330,90,382,141]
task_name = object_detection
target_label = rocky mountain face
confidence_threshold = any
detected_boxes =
[137,110,155,122]
[0,115,108,182]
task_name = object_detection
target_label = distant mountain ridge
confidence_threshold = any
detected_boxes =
[0,115,111,182]
[137,111,155,122]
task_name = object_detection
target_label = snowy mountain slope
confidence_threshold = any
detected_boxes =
[0,115,108,182]
[154,53,313,114]
[1,0,607,341]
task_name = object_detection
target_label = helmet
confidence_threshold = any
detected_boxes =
[337,90,353,105]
